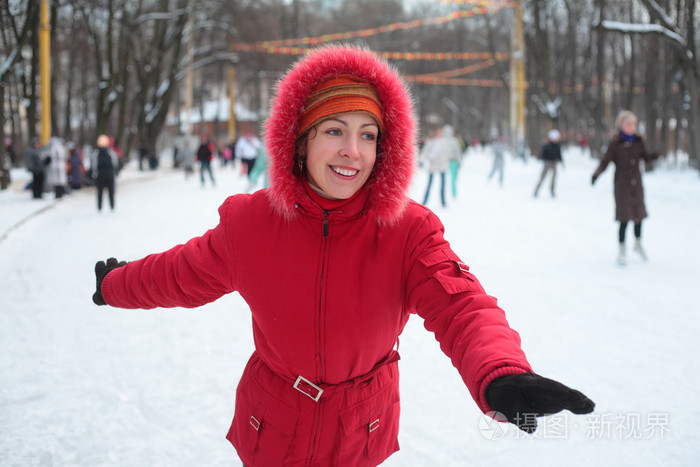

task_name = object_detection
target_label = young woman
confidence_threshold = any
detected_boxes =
[93,45,594,466]
[592,110,658,265]
[533,129,563,198]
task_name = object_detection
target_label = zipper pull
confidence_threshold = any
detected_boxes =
[323,211,329,238]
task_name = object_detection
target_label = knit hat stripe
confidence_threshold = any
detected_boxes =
[297,75,384,137]
[305,84,381,109]
[300,96,383,135]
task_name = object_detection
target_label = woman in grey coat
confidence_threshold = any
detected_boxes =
[421,125,462,207]
[45,137,68,198]
[591,110,658,265]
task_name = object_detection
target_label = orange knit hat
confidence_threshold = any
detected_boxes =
[297,74,384,137]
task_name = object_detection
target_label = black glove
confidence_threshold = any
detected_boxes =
[485,372,595,433]
[93,257,127,305]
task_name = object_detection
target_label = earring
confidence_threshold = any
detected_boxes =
[298,157,304,172]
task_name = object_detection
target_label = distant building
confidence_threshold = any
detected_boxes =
[163,98,261,149]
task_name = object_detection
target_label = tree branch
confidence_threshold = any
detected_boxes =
[599,20,692,62]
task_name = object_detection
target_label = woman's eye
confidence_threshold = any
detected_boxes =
[326,128,341,136]
[362,132,377,141]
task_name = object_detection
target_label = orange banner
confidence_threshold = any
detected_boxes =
[234,3,513,51]
[238,46,509,62]
[405,76,507,87]
[436,0,516,5]
[407,53,509,78]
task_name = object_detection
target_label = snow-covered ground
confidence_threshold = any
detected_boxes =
[1,146,699,466]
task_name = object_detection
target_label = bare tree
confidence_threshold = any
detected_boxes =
[602,0,699,166]
[3,0,698,184]
[0,1,38,189]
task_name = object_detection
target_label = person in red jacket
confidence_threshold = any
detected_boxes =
[92,45,594,466]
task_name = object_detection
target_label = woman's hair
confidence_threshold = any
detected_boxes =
[615,110,637,129]
[293,129,315,177]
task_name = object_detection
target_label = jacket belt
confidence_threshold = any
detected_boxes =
[284,352,401,402]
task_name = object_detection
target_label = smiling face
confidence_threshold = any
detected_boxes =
[621,117,637,135]
[302,111,379,200]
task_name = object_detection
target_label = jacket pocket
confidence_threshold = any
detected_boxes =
[417,248,482,295]
[337,376,400,464]
[227,370,299,465]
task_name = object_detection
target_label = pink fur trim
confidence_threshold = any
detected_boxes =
[265,45,416,224]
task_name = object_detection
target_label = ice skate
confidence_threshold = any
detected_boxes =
[633,238,648,261]
[617,243,626,266]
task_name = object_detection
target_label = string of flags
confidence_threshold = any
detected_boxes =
[233,2,514,51]
[407,53,509,79]
[231,1,518,86]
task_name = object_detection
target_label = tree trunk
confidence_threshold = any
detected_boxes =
[26,15,40,144]
[644,34,660,150]
[686,71,700,168]
[685,0,700,168]
[0,75,9,189]
[593,0,608,158]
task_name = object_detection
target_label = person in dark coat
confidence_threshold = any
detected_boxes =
[592,110,658,265]
[196,136,216,187]
[24,137,46,199]
[534,129,563,198]
[68,144,84,190]
[90,134,119,211]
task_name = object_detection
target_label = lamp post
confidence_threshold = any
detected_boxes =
[39,0,51,145]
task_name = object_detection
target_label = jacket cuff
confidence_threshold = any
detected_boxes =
[478,365,531,414]
[100,269,117,306]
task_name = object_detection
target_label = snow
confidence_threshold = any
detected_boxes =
[601,20,690,59]
[0,47,19,77]
[132,9,189,26]
[641,0,678,32]
[1,146,699,466]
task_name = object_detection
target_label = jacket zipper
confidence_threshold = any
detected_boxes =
[322,210,329,238]
[319,210,329,374]
[309,210,329,465]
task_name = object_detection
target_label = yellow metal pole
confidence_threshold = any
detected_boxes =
[39,0,51,145]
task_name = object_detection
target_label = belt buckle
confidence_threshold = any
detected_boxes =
[294,375,324,402]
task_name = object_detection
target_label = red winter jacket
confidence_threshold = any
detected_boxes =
[100,45,532,466]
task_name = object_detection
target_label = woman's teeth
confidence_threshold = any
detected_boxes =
[331,166,358,177]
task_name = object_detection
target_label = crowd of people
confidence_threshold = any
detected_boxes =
[7,98,657,270]
[9,101,658,268]
[11,127,272,211]
[172,130,267,192]
[17,134,124,210]
[417,110,656,266]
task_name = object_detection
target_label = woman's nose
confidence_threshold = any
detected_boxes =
[341,136,361,159]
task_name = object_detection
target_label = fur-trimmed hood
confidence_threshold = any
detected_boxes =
[265,45,416,224]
